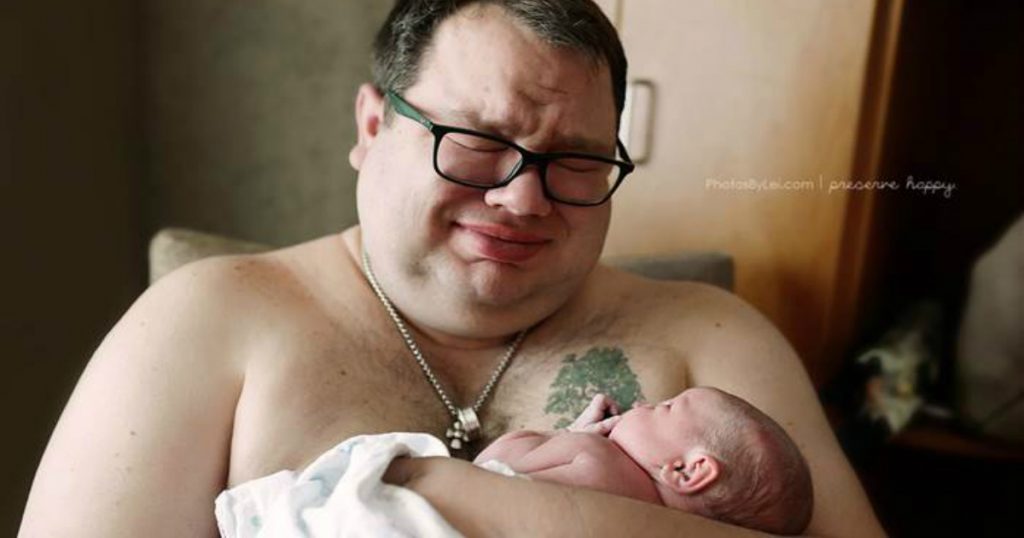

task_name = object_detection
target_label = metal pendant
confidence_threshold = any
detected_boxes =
[445,407,481,450]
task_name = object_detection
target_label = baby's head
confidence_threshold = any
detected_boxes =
[608,387,813,535]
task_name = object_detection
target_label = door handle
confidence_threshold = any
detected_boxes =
[619,79,655,165]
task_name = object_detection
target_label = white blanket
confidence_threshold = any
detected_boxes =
[214,433,463,538]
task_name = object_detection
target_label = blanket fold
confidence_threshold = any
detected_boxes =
[214,432,463,538]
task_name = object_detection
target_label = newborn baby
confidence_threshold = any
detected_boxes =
[474,387,813,535]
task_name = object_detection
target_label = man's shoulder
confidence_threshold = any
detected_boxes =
[127,254,291,361]
[587,263,749,331]
[125,235,359,372]
[150,250,295,311]
[150,233,354,315]
[575,264,778,387]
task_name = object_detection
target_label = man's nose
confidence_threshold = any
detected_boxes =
[483,166,553,217]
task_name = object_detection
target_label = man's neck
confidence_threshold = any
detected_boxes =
[404,314,527,351]
[344,225,599,352]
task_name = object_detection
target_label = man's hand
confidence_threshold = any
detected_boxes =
[567,394,623,435]
[382,456,421,487]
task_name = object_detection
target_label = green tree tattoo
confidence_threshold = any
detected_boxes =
[544,347,646,429]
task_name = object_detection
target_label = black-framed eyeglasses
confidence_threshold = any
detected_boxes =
[386,91,635,207]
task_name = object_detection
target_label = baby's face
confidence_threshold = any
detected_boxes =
[608,387,729,470]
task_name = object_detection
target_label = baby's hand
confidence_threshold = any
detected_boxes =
[567,394,622,436]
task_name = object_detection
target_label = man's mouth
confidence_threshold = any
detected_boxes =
[453,222,551,264]
[458,222,549,243]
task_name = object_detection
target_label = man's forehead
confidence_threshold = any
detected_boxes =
[411,7,617,153]
[434,100,614,155]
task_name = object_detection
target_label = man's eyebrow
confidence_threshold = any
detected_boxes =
[555,135,615,156]
[437,106,614,156]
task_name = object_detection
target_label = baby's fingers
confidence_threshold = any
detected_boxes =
[590,394,621,417]
[570,394,620,431]
[572,395,606,425]
[605,396,621,416]
[573,415,622,436]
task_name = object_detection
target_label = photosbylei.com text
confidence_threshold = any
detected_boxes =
[704,174,957,199]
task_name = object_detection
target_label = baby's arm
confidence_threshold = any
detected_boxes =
[473,430,555,467]
[476,430,612,477]
[474,431,603,477]
[525,449,606,489]
[480,431,662,504]
[475,393,621,466]
[510,433,619,477]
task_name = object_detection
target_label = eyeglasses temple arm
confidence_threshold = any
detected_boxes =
[616,138,636,171]
[386,91,435,130]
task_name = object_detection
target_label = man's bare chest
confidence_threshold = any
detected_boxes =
[225,325,687,487]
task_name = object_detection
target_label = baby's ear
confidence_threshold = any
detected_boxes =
[655,450,721,495]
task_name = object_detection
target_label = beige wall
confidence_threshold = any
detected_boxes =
[1,1,143,534]
[603,0,881,381]
[144,1,392,246]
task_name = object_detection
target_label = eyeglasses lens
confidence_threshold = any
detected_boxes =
[436,131,617,204]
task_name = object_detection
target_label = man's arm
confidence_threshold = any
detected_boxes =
[388,284,885,537]
[19,258,253,538]
[387,456,766,537]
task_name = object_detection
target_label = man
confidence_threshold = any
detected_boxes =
[20,1,884,536]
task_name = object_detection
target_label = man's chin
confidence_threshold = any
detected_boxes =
[458,265,537,307]
[434,244,588,318]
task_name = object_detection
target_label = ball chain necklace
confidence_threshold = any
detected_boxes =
[361,249,528,451]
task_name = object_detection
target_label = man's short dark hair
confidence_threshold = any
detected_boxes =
[372,0,628,125]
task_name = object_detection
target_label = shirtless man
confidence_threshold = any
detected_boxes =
[19,1,884,536]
